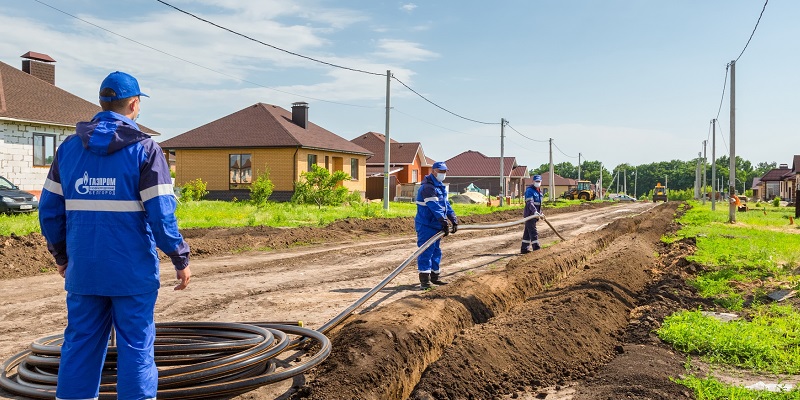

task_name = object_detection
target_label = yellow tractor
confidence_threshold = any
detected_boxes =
[561,180,596,201]
[652,183,668,202]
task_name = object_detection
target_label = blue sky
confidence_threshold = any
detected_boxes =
[1,0,796,171]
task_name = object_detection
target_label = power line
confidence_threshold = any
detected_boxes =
[154,0,385,77]
[552,141,577,159]
[392,108,493,137]
[392,76,499,125]
[735,0,769,62]
[505,123,549,143]
[31,0,376,109]
[715,119,729,154]
[714,64,729,120]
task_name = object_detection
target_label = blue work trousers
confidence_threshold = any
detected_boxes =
[56,290,158,400]
[416,224,443,274]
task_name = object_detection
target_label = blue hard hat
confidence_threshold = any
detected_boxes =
[532,174,542,181]
[432,161,448,171]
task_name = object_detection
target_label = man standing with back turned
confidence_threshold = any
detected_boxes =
[415,161,458,289]
[39,71,191,400]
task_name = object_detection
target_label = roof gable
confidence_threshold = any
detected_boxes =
[159,103,371,155]
[0,60,158,134]
[760,166,792,182]
[444,150,522,177]
[351,132,424,165]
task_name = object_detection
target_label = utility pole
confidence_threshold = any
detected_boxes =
[548,138,554,201]
[500,118,506,206]
[599,163,603,199]
[623,168,627,195]
[383,70,391,210]
[729,60,736,223]
[702,140,707,204]
[634,167,637,198]
[577,153,582,181]
[711,119,716,210]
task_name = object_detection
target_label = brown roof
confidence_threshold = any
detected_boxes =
[759,166,792,182]
[350,131,425,165]
[159,103,371,155]
[0,60,159,135]
[538,171,573,186]
[444,150,526,178]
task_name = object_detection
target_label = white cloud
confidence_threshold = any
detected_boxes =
[400,4,418,12]
[373,39,438,62]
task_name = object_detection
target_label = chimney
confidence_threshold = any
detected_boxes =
[21,51,56,85]
[780,164,789,169]
[291,102,308,129]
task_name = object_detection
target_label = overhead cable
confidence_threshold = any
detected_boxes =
[714,64,730,121]
[31,0,376,108]
[392,77,499,125]
[505,123,549,143]
[735,0,769,62]
[553,141,577,159]
[154,0,385,76]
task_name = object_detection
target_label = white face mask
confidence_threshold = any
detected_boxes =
[436,173,446,182]
[533,181,542,188]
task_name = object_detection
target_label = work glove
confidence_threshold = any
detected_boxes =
[448,216,458,234]
[439,218,450,236]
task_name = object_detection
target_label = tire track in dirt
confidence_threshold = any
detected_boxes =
[291,203,679,400]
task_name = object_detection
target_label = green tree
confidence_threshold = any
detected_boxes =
[249,167,274,207]
[292,165,352,208]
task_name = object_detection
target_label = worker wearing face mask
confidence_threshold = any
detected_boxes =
[414,161,458,289]
[521,174,544,254]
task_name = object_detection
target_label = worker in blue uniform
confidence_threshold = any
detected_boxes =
[415,161,458,289]
[521,174,544,254]
[39,71,191,400]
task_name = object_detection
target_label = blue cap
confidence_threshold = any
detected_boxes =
[99,71,149,101]
[532,174,542,181]
[432,161,448,171]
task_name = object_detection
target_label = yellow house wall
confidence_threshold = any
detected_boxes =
[175,148,368,193]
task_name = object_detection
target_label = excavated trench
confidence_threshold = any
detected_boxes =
[290,203,679,400]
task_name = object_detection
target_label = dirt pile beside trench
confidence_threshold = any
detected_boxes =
[291,203,679,400]
[0,203,609,281]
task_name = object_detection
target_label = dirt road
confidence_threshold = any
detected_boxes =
[1,201,700,399]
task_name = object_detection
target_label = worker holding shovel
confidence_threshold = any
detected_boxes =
[521,174,544,254]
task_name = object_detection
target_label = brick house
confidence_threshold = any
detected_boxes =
[443,150,528,198]
[0,52,159,195]
[349,131,433,200]
[158,102,372,201]
[753,163,794,202]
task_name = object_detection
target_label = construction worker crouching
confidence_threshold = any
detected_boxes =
[415,161,458,289]
[521,174,544,254]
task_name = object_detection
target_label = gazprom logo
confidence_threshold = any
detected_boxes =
[75,171,116,195]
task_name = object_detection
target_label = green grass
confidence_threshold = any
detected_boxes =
[1,200,532,236]
[675,375,800,399]
[658,305,800,374]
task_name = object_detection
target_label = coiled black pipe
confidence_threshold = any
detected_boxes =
[0,214,547,399]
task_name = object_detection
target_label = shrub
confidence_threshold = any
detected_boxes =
[773,196,781,207]
[292,165,352,208]
[249,167,275,207]
[179,178,208,202]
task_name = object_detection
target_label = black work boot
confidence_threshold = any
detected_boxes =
[430,272,447,285]
[419,273,432,290]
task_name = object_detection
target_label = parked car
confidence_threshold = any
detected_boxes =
[610,193,637,202]
[0,176,39,213]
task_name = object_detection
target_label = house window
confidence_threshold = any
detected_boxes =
[307,154,317,171]
[229,154,252,189]
[33,133,56,166]
[325,156,330,171]
[766,182,780,200]
[412,169,418,183]
[350,158,359,180]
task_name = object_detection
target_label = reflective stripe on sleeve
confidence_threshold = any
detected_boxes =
[65,199,145,212]
[423,196,438,202]
[43,179,63,196]
[140,184,175,202]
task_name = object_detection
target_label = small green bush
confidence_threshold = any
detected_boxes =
[249,167,275,207]
[179,178,208,202]
[773,196,781,207]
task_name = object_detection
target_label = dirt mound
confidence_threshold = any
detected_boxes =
[291,203,681,399]
[0,203,609,281]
